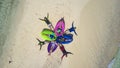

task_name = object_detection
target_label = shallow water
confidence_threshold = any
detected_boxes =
[0,0,19,57]
[112,48,120,68]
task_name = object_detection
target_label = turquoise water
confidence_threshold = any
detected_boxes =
[112,48,120,68]
[0,0,19,57]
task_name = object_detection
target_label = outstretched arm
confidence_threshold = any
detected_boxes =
[72,22,77,35]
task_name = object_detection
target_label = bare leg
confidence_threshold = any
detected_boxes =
[61,54,65,60]
[48,45,54,55]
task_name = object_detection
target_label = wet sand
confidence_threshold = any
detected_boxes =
[0,0,120,68]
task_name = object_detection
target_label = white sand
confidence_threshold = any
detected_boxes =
[0,0,120,68]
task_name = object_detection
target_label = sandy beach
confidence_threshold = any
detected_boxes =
[0,0,120,68]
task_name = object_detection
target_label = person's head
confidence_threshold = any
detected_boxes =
[59,37,65,42]
[40,42,44,45]
[57,28,62,33]
[50,34,54,39]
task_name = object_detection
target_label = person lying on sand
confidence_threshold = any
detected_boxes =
[59,44,73,60]
[39,13,54,30]
[65,22,77,35]
[36,38,49,50]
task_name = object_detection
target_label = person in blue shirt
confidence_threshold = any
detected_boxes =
[65,22,77,35]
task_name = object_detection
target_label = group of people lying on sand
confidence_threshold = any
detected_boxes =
[36,14,77,60]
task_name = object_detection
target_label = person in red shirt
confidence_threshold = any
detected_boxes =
[59,44,73,60]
